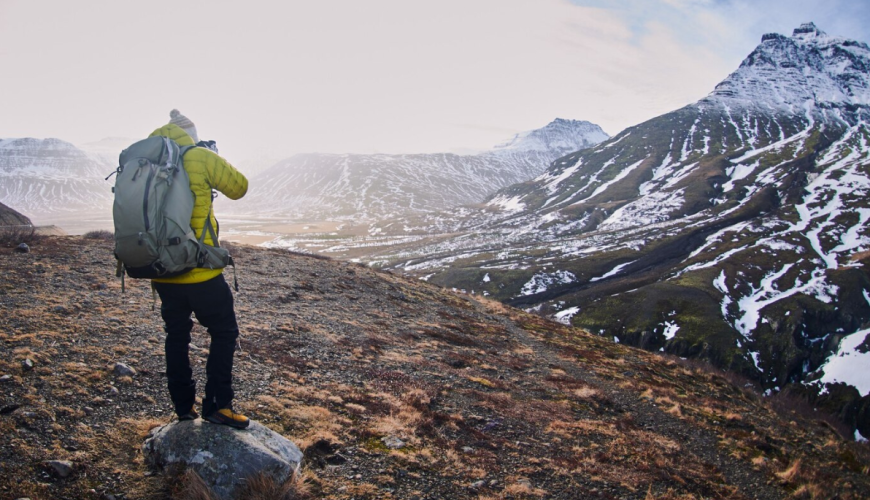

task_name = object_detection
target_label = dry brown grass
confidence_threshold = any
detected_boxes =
[171,469,314,500]
[790,483,825,499]
[573,386,600,399]
[503,478,548,497]
[776,459,802,485]
[546,419,618,439]
[0,224,40,246]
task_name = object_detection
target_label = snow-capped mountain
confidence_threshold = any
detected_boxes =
[492,118,609,154]
[0,138,113,224]
[225,119,608,221]
[378,24,870,436]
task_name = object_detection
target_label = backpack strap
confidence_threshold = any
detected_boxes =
[178,144,197,158]
[179,144,240,291]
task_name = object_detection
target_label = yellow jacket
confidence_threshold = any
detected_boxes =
[149,124,248,284]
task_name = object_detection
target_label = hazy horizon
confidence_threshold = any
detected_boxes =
[1,0,868,163]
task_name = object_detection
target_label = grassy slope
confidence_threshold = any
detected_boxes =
[0,237,869,499]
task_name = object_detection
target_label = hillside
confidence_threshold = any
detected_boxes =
[1,236,868,499]
[369,24,870,434]
[0,200,32,227]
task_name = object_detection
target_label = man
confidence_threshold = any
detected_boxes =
[150,110,250,429]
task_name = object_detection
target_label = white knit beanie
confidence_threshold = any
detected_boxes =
[169,109,199,143]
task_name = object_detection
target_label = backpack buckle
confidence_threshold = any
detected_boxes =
[151,261,168,276]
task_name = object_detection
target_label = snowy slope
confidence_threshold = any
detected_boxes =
[227,119,608,221]
[375,24,870,436]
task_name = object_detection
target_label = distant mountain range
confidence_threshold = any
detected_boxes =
[377,23,870,437]
[0,119,608,229]
[224,118,608,222]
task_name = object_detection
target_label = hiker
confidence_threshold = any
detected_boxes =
[149,110,251,429]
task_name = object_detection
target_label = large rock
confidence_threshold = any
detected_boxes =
[143,419,303,500]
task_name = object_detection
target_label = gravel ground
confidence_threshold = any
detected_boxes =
[1,236,868,499]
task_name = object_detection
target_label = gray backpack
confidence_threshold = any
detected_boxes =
[111,136,231,283]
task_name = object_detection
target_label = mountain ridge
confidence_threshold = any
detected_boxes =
[225,119,608,222]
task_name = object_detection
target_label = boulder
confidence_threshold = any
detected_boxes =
[112,362,136,377]
[44,460,74,478]
[143,419,303,500]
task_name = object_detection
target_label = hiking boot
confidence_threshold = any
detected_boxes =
[204,408,250,429]
[178,406,199,421]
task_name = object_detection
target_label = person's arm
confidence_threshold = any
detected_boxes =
[204,151,248,200]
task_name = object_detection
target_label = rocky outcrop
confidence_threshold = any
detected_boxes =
[143,419,303,500]
[0,201,31,227]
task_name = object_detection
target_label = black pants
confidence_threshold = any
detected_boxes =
[153,274,239,417]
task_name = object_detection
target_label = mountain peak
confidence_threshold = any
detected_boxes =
[708,23,870,111]
[492,119,609,154]
[792,22,824,39]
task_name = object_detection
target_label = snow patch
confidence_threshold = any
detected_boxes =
[554,306,580,326]
[598,189,685,231]
[590,260,637,282]
[520,270,577,296]
[487,194,526,213]
[662,321,680,340]
[818,328,870,396]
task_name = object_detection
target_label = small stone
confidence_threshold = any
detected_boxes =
[14,243,30,253]
[325,453,347,466]
[470,480,486,490]
[109,386,120,396]
[0,404,20,415]
[462,446,474,453]
[83,407,94,416]
[381,436,406,449]
[0,374,11,382]
[22,358,34,371]
[113,363,136,377]
[45,460,74,478]
[107,317,122,324]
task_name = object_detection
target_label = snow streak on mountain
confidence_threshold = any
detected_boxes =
[382,24,870,437]
[226,119,608,222]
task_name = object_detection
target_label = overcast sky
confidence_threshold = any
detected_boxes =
[1,0,868,163]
